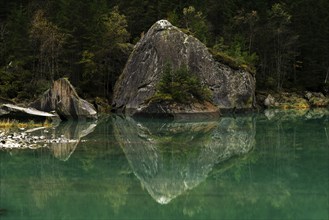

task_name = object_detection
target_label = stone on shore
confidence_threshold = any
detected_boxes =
[30,78,97,120]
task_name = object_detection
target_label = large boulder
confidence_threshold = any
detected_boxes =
[112,20,255,115]
[30,78,97,120]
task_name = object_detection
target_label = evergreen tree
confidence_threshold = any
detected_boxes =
[268,3,298,89]
[290,0,329,90]
[0,0,328,101]
[29,9,67,81]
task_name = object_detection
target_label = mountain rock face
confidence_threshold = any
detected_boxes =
[30,78,97,120]
[112,20,255,115]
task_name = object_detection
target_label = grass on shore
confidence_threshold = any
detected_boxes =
[0,119,52,130]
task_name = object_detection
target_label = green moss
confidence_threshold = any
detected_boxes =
[209,49,256,75]
[180,28,192,35]
[146,93,173,104]
[246,96,254,106]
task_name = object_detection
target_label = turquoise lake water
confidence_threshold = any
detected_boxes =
[0,110,328,220]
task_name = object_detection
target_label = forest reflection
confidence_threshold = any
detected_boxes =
[0,111,328,219]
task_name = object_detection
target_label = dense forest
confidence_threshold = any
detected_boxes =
[0,0,328,102]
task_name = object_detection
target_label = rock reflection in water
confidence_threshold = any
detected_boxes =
[264,108,329,121]
[48,121,96,161]
[0,121,96,161]
[113,116,255,204]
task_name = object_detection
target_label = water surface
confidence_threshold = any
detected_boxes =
[0,110,328,219]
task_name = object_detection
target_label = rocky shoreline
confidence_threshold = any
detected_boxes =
[0,121,96,161]
[0,129,77,150]
[256,91,329,110]
[3,21,327,119]
[0,78,97,122]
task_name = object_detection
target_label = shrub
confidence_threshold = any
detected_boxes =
[211,37,257,74]
[153,64,211,104]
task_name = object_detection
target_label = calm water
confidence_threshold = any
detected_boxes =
[0,110,328,220]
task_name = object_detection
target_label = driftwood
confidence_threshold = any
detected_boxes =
[0,104,56,121]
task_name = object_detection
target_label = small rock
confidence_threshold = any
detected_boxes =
[264,94,276,107]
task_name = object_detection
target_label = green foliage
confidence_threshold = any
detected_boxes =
[0,0,328,101]
[269,3,292,25]
[182,6,209,44]
[30,9,67,80]
[0,64,51,101]
[233,10,259,54]
[3,6,31,63]
[267,3,298,90]
[290,0,329,90]
[154,64,211,104]
[99,6,130,49]
[211,37,258,74]
[168,5,209,44]
[0,63,30,100]
[76,6,131,98]
[227,38,258,66]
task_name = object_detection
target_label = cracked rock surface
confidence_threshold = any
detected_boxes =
[112,20,255,115]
